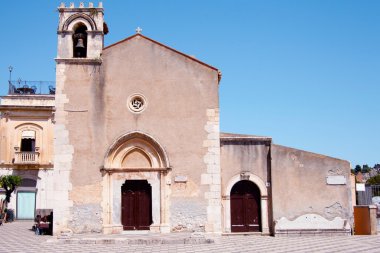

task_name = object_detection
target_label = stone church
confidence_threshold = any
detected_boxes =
[0,2,354,236]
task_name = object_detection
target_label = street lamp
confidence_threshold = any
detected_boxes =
[8,66,13,82]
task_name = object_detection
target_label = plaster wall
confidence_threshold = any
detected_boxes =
[221,141,270,192]
[271,144,353,225]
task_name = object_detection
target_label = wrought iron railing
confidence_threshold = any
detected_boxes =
[8,80,56,95]
[14,152,40,164]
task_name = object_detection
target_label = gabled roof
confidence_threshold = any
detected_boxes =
[103,34,221,81]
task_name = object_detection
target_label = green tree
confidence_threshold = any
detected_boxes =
[367,175,380,185]
[362,164,372,173]
[374,164,380,173]
[354,165,362,174]
[0,175,22,205]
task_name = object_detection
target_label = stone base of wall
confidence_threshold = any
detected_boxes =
[274,213,351,236]
[69,204,103,233]
[102,224,171,234]
[103,224,123,234]
[275,229,351,237]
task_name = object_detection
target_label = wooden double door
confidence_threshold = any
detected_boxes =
[121,180,152,230]
[231,180,261,232]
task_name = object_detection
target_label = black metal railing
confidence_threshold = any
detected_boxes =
[8,80,56,95]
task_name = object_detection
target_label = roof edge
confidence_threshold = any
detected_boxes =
[220,132,272,142]
[103,34,220,76]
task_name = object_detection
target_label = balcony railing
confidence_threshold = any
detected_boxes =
[8,80,56,95]
[14,152,40,164]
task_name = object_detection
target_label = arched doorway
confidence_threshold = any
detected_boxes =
[230,180,261,232]
[121,180,152,230]
[102,131,171,234]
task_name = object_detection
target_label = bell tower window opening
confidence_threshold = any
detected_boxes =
[73,23,88,58]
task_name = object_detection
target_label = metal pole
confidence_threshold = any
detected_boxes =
[8,66,13,94]
[8,66,13,82]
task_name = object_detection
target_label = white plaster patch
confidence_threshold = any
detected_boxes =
[326,175,346,185]
[174,175,188,183]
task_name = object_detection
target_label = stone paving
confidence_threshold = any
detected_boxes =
[1,221,380,253]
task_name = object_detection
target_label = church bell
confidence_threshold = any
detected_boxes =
[75,38,85,49]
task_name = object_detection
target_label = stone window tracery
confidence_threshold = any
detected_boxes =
[128,94,146,113]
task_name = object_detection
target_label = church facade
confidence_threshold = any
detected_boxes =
[0,2,353,236]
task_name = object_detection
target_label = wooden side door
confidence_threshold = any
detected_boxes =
[231,180,261,232]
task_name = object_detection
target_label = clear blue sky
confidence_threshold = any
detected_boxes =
[0,1,379,167]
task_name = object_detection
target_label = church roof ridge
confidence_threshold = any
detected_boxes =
[103,34,221,80]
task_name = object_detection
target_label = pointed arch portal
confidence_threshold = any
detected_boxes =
[101,131,171,234]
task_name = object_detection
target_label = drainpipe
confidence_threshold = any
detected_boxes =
[267,141,274,236]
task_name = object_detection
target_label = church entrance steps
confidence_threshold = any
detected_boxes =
[48,232,215,245]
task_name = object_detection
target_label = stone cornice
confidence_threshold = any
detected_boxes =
[100,167,171,174]
[58,8,104,13]
[0,164,54,170]
[55,58,102,64]
[0,105,54,111]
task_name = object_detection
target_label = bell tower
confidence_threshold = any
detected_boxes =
[53,2,106,235]
[57,2,105,59]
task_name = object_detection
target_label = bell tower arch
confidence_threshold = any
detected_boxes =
[57,2,105,59]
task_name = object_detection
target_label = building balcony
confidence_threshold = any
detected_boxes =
[8,80,56,95]
[14,152,40,164]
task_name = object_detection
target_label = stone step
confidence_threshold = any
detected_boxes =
[47,237,214,245]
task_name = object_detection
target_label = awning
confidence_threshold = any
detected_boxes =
[22,130,35,139]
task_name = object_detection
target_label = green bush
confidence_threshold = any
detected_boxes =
[366,175,380,185]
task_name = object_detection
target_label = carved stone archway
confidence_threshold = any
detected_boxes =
[223,173,270,234]
[101,131,171,234]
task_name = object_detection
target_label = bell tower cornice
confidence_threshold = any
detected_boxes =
[58,2,104,11]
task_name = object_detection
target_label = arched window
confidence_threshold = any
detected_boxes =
[72,23,88,58]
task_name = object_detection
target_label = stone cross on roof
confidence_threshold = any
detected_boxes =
[136,27,143,34]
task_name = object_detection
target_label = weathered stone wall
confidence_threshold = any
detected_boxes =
[53,63,74,233]
[170,197,208,232]
[69,204,103,233]
[271,144,353,226]
[200,108,221,232]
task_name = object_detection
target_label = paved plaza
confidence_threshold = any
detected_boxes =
[0,221,380,253]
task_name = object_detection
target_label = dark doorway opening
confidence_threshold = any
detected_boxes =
[20,138,35,152]
[230,180,261,232]
[121,180,152,230]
